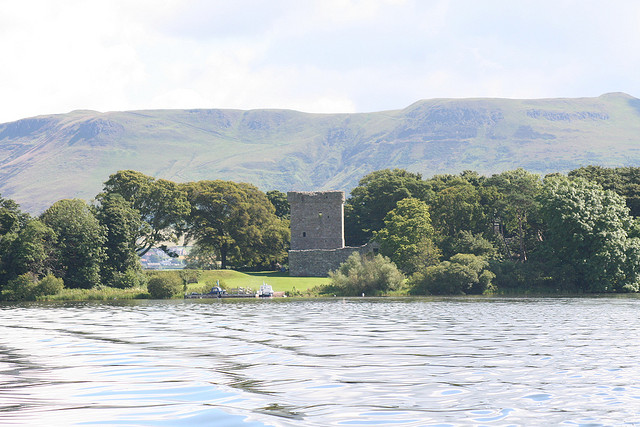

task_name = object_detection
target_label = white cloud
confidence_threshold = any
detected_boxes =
[0,0,150,119]
[0,0,639,123]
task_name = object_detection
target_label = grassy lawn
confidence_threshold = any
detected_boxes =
[185,270,330,294]
[33,269,329,301]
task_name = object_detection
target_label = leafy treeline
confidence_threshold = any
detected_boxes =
[0,170,290,300]
[338,166,640,295]
[3,165,640,299]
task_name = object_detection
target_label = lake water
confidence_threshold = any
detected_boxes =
[1,297,640,426]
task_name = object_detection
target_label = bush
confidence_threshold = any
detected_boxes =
[473,269,497,294]
[111,268,147,289]
[410,253,494,295]
[37,274,64,296]
[147,275,181,299]
[2,273,66,301]
[490,260,556,293]
[287,286,303,297]
[2,273,39,301]
[328,252,405,296]
[146,270,181,282]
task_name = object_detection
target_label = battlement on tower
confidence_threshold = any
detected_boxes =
[286,191,345,204]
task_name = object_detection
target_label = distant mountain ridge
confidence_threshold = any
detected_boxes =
[2,93,640,213]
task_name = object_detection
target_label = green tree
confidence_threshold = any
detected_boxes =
[96,193,143,287]
[485,169,542,262]
[40,199,106,289]
[5,219,56,280]
[266,190,290,219]
[459,170,486,188]
[0,195,31,286]
[344,169,433,245]
[429,180,485,237]
[0,195,29,236]
[328,252,405,296]
[374,198,440,274]
[178,269,202,292]
[428,174,470,193]
[185,243,219,269]
[100,170,191,256]
[569,166,640,217]
[539,176,640,292]
[184,180,290,269]
[448,231,499,260]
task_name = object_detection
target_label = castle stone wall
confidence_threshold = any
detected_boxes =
[288,245,376,277]
[288,191,345,250]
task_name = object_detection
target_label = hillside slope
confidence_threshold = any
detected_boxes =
[2,93,640,212]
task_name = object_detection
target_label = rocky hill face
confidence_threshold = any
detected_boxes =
[1,93,640,213]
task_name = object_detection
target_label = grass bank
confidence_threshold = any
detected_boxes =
[36,270,329,301]
[185,270,330,295]
[43,286,150,301]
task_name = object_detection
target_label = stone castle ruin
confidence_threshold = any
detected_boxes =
[287,191,376,277]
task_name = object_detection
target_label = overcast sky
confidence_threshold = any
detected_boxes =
[1,0,639,123]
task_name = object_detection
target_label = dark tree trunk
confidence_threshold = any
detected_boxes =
[517,211,527,262]
[220,248,227,269]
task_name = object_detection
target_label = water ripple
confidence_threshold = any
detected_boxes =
[1,297,640,425]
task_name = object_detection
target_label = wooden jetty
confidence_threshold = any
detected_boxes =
[184,286,273,299]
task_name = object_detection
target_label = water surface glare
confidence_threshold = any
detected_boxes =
[1,297,640,426]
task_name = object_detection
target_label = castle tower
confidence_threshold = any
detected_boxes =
[287,191,345,250]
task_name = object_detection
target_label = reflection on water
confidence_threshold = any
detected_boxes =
[1,297,640,426]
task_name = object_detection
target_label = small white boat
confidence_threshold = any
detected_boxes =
[259,283,273,298]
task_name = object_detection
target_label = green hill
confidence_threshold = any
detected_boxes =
[2,93,640,212]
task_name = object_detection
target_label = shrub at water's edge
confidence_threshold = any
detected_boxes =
[313,252,405,297]
[147,275,182,299]
[2,273,66,301]
[409,253,495,295]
